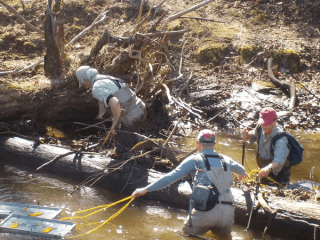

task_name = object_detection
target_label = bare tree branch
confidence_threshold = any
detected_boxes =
[0,0,43,35]
[0,58,44,76]
[164,0,214,22]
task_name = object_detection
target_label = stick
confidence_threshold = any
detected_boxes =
[178,16,224,22]
[160,118,183,158]
[289,79,296,110]
[257,192,277,237]
[203,109,225,124]
[164,0,214,22]
[178,72,193,97]
[242,142,245,166]
[177,148,198,162]
[0,58,44,76]
[75,118,111,132]
[0,0,43,35]
[66,10,109,49]
[36,151,75,172]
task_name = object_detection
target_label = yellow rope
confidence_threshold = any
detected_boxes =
[66,197,135,239]
[266,176,285,187]
[60,196,132,221]
[244,168,284,187]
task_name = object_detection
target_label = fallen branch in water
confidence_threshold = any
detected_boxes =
[36,151,76,172]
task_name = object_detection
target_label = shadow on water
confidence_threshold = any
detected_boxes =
[0,131,319,239]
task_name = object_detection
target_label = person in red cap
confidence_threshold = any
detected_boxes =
[242,107,291,184]
[132,129,247,237]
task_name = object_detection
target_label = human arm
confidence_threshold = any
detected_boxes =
[257,161,281,178]
[108,97,121,136]
[95,103,106,120]
[131,157,196,197]
[228,156,248,181]
[257,136,289,178]
[242,126,258,145]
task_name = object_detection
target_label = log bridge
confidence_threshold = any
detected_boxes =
[0,136,319,240]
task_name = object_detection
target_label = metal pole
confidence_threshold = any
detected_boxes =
[245,177,260,231]
[242,142,245,166]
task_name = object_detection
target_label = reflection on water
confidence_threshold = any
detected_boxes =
[1,131,319,240]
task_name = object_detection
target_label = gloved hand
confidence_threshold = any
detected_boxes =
[131,187,148,198]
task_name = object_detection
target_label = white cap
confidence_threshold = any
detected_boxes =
[76,66,98,88]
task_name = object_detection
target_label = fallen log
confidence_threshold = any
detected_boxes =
[267,58,298,109]
[0,136,319,240]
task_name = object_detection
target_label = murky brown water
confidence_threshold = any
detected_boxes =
[0,131,319,240]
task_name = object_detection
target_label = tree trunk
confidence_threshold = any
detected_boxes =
[0,136,319,240]
[44,8,64,84]
[267,58,298,108]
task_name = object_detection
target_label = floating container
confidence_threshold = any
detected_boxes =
[0,214,75,239]
[0,202,62,219]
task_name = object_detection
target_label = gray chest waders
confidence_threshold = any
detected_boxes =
[113,86,146,130]
[188,154,233,227]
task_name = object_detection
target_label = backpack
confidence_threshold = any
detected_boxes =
[190,154,228,211]
[257,126,304,166]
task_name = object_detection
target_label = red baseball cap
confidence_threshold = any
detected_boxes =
[197,129,215,143]
[258,107,277,125]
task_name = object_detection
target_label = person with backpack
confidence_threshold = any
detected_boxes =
[242,107,293,185]
[132,129,247,237]
[76,66,147,153]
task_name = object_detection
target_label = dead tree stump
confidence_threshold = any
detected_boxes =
[44,0,64,84]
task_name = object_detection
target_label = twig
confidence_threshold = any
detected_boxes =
[203,109,225,124]
[65,9,109,49]
[160,118,183,158]
[0,0,43,35]
[36,151,76,172]
[120,159,137,193]
[177,42,186,82]
[0,131,33,140]
[162,83,174,104]
[173,97,202,119]
[178,16,224,22]
[0,58,44,76]
[243,51,263,71]
[178,71,193,97]
[298,82,320,99]
[74,118,111,132]
[69,170,105,194]
[177,148,198,162]
[137,29,189,38]
[164,0,214,22]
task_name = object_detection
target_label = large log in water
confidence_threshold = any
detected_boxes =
[0,136,319,239]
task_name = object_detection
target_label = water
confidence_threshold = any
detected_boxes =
[0,131,319,240]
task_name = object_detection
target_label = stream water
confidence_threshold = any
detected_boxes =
[0,131,319,240]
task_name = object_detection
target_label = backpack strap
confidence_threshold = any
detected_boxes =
[95,75,123,89]
[200,153,227,171]
[257,125,262,150]
[270,132,287,154]
[111,79,122,89]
